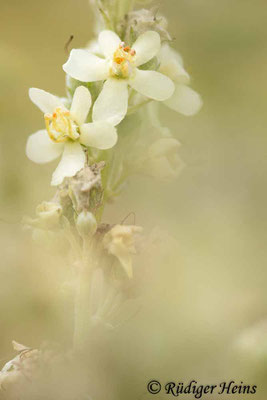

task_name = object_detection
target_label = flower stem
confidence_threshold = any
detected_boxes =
[73,239,94,352]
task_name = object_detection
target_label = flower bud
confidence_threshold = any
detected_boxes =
[121,8,171,45]
[35,201,62,229]
[76,211,97,238]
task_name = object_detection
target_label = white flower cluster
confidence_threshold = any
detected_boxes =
[16,0,204,366]
[26,22,202,187]
[22,1,203,346]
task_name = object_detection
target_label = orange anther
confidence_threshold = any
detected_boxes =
[115,57,124,64]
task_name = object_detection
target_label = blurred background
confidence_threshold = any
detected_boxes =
[1,0,267,399]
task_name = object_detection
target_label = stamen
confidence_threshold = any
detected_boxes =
[114,57,124,64]
[111,43,136,79]
[44,108,79,143]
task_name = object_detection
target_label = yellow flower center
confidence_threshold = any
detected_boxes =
[44,107,79,143]
[110,43,136,79]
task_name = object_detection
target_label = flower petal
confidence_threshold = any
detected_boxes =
[164,84,203,116]
[92,78,128,126]
[130,69,174,101]
[80,121,118,150]
[63,49,109,82]
[132,31,161,67]
[145,155,184,180]
[86,39,102,56]
[70,86,92,125]
[51,142,86,186]
[148,138,181,158]
[26,130,64,163]
[159,43,190,84]
[29,88,65,114]
[98,30,121,59]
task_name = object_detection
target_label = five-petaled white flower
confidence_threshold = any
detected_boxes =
[159,43,203,116]
[63,30,175,126]
[26,86,117,186]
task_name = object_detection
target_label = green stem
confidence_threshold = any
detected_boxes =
[73,149,118,350]
[95,151,112,222]
[117,0,135,20]
[73,239,95,352]
[111,171,129,193]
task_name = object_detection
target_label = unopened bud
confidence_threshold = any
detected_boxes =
[76,211,97,238]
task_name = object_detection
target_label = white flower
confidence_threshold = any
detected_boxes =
[103,224,143,278]
[159,43,203,116]
[26,86,117,186]
[235,319,267,359]
[143,137,184,180]
[0,341,40,392]
[63,30,175,126]
[23,201,62,230]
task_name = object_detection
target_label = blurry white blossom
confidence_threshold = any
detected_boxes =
[29,201,62,229]
[63,30,175,126]
[159,43,203,116]
[103,225,143,278]
[0,341,40,393]
[122,102,184,181]
[22,201,68,250]
[143,137,184,180]
[26,86,117,186]
[235,319,267,360]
